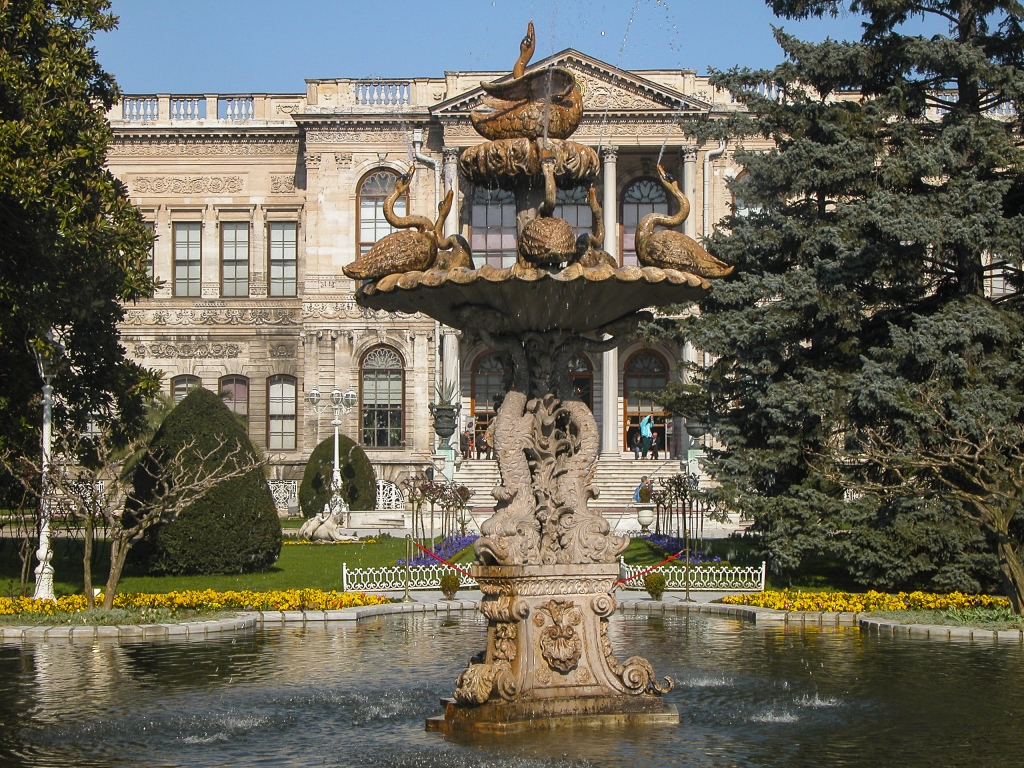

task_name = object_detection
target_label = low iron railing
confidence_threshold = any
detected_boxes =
[616,558,765,592]
[342,563,476,592]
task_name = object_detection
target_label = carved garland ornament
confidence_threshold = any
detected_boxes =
[131,176,243,194]
[134,342,241,359]
[109,140,299,157]
[123,308,298,326]
[270,175,296,193]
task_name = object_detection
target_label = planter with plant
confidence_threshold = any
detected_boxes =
[643,572,667,601]
[439,571,460,600]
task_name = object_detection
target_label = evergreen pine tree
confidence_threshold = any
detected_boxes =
[672,1,1024,606]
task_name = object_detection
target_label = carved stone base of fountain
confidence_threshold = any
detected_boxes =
[426,563,678,733]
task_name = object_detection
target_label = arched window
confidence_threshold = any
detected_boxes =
[171,375,201,404]
[623,350,670,455]
[219,375,249,422]
[357,169,408,257]
[553,187,593,241]
[471,353,505,445]
[267,375,297,450]
[470,187,517,269]
[361,346,404,448]
[620,178,669,267]
[569,354,593,411]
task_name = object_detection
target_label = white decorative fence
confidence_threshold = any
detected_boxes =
[616,559,766,592]
[342,563,476,592]
[341,560,766,593]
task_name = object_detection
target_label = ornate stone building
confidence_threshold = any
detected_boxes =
[107,50,764,511]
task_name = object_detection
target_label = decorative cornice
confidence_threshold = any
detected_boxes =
[109,135,299,157]
[304,125,429,144]
[133,341,241,359]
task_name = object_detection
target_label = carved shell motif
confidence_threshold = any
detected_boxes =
[533,599,584,673]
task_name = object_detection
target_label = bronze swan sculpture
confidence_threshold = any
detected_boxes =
[470,21,583,141]
[343,164,440,280]
[635,164,734,278]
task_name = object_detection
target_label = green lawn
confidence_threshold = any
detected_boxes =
[1,535,415,596]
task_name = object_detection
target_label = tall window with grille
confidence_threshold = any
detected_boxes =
[621,178,669,267]
[268,222,297,297]
[171,375,201,404]
[472,352,505,446]
[219,375,249,424]
[470,187,517,268]
[173,222,201,296]
[361,347,404,448]
[623,350,670,455]
[357,169,407,256]
[553,187,593,241]
[267,375,297,450]
[221,222,249,297]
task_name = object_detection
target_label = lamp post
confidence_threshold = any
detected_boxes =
[305,386,358,526]
[30,331,63,602]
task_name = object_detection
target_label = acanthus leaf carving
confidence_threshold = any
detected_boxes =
[131,176,244,194]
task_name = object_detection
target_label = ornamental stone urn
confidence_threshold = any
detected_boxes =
[636,506,656,534]
[429,402,461,440]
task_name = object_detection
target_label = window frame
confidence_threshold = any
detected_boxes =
[266,374,298,451]
[553,186,593,242]
[172,221,202,297]
[569,353,594,411]
[471,351,506,446]
[267,221,298,297]
[469,186,518,269]
[355,168,409,258]
[219,375,250,423]
[220,221,250,298]
[359,345,406,449]
[170,374,201,404]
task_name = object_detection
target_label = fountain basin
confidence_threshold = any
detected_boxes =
[357,263,710,333]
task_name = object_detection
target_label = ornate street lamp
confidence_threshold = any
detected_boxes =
[30,330,63,601]
[305,386,358,525]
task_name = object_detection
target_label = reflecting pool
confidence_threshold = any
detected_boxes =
[1,613,1021,767]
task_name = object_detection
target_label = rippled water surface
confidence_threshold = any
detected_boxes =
[1,613,1021,767]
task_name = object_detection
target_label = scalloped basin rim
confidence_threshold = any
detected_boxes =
[356,265,711,333]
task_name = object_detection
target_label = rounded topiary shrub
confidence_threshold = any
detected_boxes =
[299,435,376,518]
[131,387,282,575]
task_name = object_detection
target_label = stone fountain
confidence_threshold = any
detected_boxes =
[347,21,729,733]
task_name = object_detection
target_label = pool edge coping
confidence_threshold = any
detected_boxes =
[1,598,1020,644]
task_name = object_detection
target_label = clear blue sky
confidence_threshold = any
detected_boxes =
[95,0,945,94]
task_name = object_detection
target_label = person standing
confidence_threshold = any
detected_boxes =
[639,414,654,459]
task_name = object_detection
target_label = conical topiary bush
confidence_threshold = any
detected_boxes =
[130,387,282,575]
[299,435,376,518]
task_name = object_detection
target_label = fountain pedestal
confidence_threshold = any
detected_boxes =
[426,563,677,733]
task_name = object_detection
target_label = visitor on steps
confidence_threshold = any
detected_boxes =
[460,428,471,460]
[640,415,654,459]
[631,430,642,460]
[634,476,653,503]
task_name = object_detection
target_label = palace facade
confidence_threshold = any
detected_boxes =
[107,49,764,512]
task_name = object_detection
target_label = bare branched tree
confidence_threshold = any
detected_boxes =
[819,388,1024,613]
[2,425,264,609]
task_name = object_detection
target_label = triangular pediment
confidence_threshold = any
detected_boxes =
[432,49,710,118]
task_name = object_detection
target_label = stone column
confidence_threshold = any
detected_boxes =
[681,145,698,239]
[600,146,620,456]
[442,147,461,238]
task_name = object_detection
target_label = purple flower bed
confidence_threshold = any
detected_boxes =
[641,533,721,564]
[397,534,479,567]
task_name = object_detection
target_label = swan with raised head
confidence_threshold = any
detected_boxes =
[470,21,583,141]
[433,190,475,270]
[635,164,734,278]
[343,164,440,280]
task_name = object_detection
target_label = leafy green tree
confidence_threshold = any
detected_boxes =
[670,0,1024,605]
[0,0,157,455]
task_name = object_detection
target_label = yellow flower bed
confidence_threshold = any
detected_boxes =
[721,589,1010,612]
[0,589,390,616]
